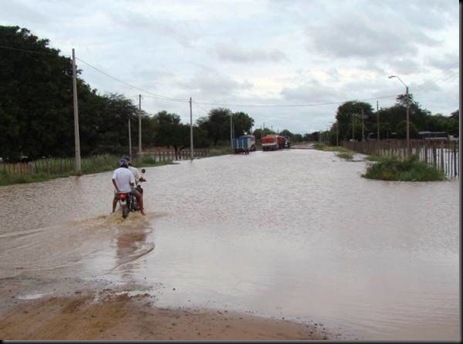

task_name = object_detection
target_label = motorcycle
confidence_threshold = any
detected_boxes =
[117,192,130,219]
[118,168,146,218]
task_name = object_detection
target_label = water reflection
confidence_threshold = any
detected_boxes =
[0,149,459,341]
[111,227,154,276]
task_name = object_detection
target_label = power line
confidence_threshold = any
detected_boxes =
[76,57,188,103]
[191,101,211,117]
[193,99,344,108]
[0,45,67,56]
[1,44,457,110]
[413,67,459,93]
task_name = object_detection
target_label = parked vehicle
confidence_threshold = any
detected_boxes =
[231,134,256,154]
[261,135,288,151]
[418,131,454,141]
[283,136,291,148]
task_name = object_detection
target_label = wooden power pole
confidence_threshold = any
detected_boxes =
[190,97,193,160]
[72,48,81,174]
[138,94,142,155]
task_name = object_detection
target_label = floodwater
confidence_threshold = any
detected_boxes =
[0,149,460,341]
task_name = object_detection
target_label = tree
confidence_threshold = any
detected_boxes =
[74,92,141,156]
[292,133,303,143]
[0,26,147,160]
[252,127,275,138]
[335,101,374,141]
[0,26,76,159]
[279,129,293,138]
[448,110,459,137]
[231,111,254,137]
[152,111,184,154]
[150,111,211,158]
[197,108,232,145]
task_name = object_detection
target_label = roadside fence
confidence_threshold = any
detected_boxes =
[1,149,210,177]
[140,148,209,162]
[342,139,459,179]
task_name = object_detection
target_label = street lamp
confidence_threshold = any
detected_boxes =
[388,75,410,157]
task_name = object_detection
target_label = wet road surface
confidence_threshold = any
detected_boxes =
[0,149,460,340]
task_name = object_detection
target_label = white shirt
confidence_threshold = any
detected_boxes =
[128,165,141,185]
[112,167,135,193]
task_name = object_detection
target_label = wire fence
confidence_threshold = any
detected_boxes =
[342,139,459,179]
[140,148,209,162]
[0,149,210,177]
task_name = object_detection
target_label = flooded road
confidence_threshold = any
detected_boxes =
[0,149,460,341]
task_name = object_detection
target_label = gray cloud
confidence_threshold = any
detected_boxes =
[0,0,458,134]
[305,12,440,62]
[427,53,459,71]
[215,43,288,63]
[280,81,342,105]
[180,69,252,98]
[108,11,201,49]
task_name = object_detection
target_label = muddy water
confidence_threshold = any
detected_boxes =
[0,149,459,341]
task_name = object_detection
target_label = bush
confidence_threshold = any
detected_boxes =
[362,155,445,181]
[313,144,354,160]
[336,152,354,160]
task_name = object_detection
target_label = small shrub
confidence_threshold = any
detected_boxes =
[336,152,354,160]
[208,146,234,156]
[313,144,355,160]
[313,143,327,150]
[362,155,445,181]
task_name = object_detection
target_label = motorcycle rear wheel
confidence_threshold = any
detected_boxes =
[122,204,129,218]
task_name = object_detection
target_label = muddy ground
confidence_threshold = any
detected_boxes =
[0,289,331,340]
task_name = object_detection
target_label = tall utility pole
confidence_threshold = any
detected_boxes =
[72,48,81,174]
[377,101,380,141]
[361,108,365,141]
[230,114,233,146]
[351,113,355,141]
[389,75,410,157]
[405,85,410,156]
[138,94,142,155]
[190,97,193,160]
[128,117,132,159]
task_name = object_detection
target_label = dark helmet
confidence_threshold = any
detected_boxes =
[121,155,132,166]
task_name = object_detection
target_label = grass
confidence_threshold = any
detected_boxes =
[312,143,446,181]
[362,155,446,181]
[313,143,354,160]
[0,147,233,187]
[205,146,234,157]
[0,154,176,186]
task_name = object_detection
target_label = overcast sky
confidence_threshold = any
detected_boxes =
[1,0,459,134]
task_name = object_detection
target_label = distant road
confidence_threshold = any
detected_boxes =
[291,142,315,149]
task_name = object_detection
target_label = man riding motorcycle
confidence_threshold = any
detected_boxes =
[112,158,145,215]
[124,155,146,186]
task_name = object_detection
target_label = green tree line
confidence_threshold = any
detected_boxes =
[308,98,458,144]
[0,26,262,161]
[0,26,458,161]
[333,98,458,142]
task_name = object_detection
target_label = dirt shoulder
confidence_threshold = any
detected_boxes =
[0,291,330,340]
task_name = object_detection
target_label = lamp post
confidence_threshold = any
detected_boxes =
[388,75,410,157]
[190,97,193,160]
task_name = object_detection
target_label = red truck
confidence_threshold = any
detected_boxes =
[261,135,288,151]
